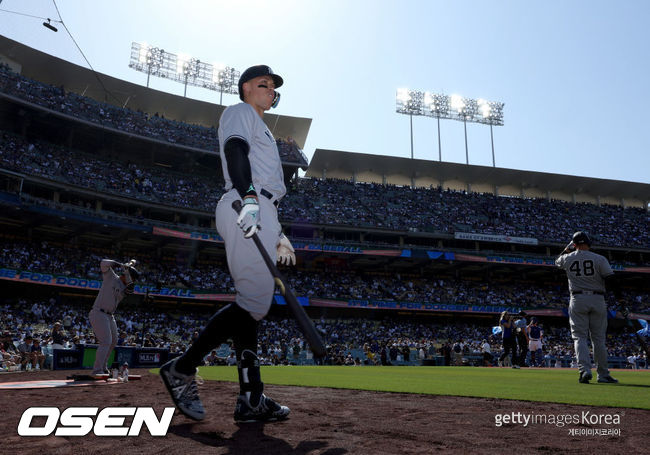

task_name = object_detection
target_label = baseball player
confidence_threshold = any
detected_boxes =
[556,231,619,384]
[527,317,543,367]
[160,65,294,423]
[498,311,517,367]
[514,314,529,367]
[89,258,139,377]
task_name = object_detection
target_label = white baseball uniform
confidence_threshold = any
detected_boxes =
[556,249,614,378]
[89,259,126,374]
[217,102,286,321]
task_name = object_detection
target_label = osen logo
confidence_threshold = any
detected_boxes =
[17,407,174,436]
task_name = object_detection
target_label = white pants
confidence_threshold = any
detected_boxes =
[215,189,281,321]
[568,295,610,378]
[89,308,117,373]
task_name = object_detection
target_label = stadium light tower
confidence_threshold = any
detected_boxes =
[477,99,504,166]
[396,89,504,166]
[213,65,239,105]
[178,55,201,97]
[424,92,449,161]
[451,95,478,165]
[396,88,424,159]
[129,42,240,103]
[136,43,164,87]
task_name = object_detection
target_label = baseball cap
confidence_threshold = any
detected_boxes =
[238,65,283,101]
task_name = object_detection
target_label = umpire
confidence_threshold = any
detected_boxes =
[556,231,619,384]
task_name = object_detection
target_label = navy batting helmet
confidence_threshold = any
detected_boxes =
[238,65,283,102]
[572,231,592,247]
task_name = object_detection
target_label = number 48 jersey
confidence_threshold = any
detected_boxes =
[555,250,613,293]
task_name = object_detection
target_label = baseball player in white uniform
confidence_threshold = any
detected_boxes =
[89,259,138,377]
[160,65,294,423]
[556,231,619,384]
[526,317,543,367]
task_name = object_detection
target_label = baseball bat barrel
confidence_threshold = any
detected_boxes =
[232,200,327,358]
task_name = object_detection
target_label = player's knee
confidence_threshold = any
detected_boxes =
[590,335,605,345]
[571,331,588,340]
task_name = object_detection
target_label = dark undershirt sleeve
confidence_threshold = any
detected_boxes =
[224,137,257,199]
[604,273,622,298]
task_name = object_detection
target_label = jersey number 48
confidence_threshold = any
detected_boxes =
[569,260,595,276]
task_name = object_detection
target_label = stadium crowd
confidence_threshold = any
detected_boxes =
[0,297,646,373]
[282,178,650,249]
[1,63,648,375]
[3,240,648,312]
[0,131,223,210]
[1,127,648,248]
[0,64,304,163]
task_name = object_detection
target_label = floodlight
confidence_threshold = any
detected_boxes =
[396,88,411,103]
[424,92,433,107]
[478,99,491,118]
[463,98,478,118]
[129,42,241,99]
[212,63,225,83]
[138,43,149,64]
[396,87,504,165]
[450,94,465,112]
[177,54,190,74]
[138,47,147,64]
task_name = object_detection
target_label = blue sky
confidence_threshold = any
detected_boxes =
[1,0,649,184]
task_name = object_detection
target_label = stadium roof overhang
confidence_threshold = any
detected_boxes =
[0,35,312,149]
[307,149,650,204]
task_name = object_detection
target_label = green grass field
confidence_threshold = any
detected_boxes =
[168,366,650,410]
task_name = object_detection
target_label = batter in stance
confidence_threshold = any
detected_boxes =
[89,259,138,377]
[556,231,619,384]
[160,65,295,422]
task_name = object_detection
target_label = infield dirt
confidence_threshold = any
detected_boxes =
[1,369,647,454]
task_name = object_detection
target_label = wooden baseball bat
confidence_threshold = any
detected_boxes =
[232,200,327,358]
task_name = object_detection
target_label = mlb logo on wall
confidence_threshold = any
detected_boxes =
[138,352,161,364]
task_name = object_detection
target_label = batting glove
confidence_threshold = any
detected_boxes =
[560,243,576,255]
[276,233,296,266]
[237,196,260,238]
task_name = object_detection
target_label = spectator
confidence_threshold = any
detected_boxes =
[0,339,19,371]
[481,339,493,366]
[50,322,67,349]
[17,335,35,370]
[30,338,46,370]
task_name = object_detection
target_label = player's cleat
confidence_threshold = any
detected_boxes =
[597,375,618,384]
[234,394,290,423]
[578,371,592,384]
[90,371,110,380]
[159,358,205,420]
[511,365,520,369]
